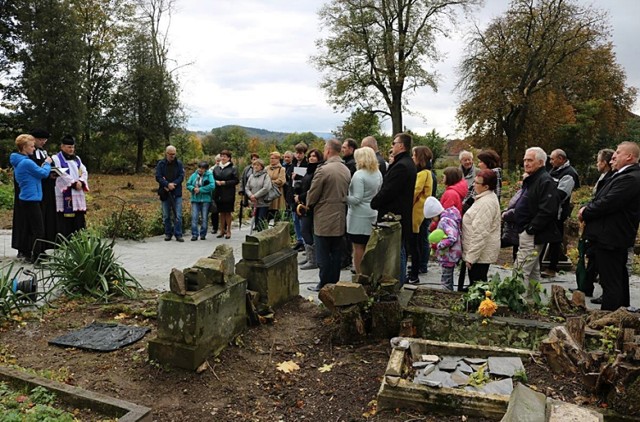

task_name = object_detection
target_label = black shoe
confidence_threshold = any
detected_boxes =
[407,276,420,284]
[164,236,172,241]
[191,236,198,241]
[307,285,321,292]
[216,233,224,238]
[292,242,304,251]
[590,295,603,304]
[200,236,206,240]
[175,237,185,243]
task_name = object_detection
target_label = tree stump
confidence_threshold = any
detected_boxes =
[370,300,402,339]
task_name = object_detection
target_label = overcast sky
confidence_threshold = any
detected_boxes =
[169,0,640,138]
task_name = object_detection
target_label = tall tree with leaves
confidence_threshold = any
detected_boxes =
[457,0,636,168]
[312,0,479,136]
[110,0,182,172]
[11,0,85,137]
[72,0,135,162]
[333,108,381,142]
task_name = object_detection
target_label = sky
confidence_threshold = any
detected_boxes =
[169,0,640,138]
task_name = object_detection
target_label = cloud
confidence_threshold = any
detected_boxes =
[170,0,640,137]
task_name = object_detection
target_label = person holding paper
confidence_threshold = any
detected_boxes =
[52,135,89,238]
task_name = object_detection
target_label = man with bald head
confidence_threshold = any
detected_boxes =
[544,148,580,278]
[579,141,640,310]
[156,145,185,242]
[361,136,387,177]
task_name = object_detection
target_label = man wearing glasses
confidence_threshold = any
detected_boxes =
[156,145,185,242]
[371,133,417,285]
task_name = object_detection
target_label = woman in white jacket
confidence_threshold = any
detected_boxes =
[461,169,501,285]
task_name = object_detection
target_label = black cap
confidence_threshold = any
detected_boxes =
[30,129,50,139]
[61,135,76,145]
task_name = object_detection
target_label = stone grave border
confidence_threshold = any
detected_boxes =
[377,338,537,419]
[0,365,151,421]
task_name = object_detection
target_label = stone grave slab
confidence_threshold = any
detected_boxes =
[487,357,525,377]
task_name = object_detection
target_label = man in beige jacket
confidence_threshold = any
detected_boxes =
[306,139,351,291]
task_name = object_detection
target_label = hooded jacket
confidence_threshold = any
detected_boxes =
[433,206,463,267]
[440,179,468,213]
[187,170,215,203]
[245,169,273,208]
[11,152,51,202]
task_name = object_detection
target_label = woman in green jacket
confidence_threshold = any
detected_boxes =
[187,162,215,241]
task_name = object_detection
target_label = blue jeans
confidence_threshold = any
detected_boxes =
[254,206,269,232]
[161,196,183,238]
[314,234,344,288]
[191,201,210,237]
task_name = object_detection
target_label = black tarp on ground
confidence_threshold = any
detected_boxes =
[49,322,150,352]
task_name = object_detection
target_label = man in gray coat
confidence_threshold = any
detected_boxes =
[306,139,352,291]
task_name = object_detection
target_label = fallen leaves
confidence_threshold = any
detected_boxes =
[318,363,333,373]
[276,361,300,373]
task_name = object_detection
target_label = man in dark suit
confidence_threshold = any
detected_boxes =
[371,133,417,285]
[579,141,640,311]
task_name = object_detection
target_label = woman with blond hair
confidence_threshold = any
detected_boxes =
[346,146,382,273]
[267,151,286,223]
[10,134,53,263]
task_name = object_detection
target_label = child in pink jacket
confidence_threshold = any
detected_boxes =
[424,197,462,291]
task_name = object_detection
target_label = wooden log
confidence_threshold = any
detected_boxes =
[566,317,586,348]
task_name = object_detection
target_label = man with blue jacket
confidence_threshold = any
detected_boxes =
[156,145,185,242]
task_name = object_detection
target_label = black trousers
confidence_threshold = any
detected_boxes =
[21,200,46,259]
[594,245,630,311]
[546,218,566,271]
[468,263,490,285]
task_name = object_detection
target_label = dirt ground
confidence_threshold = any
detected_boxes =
[0,291,600,422]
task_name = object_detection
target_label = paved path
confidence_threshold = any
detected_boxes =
[1,227,638,311]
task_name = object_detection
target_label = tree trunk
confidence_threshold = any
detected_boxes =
[135,130,144,173]
[390,91,403,136]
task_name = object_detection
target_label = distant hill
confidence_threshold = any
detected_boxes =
[200,125,332,141]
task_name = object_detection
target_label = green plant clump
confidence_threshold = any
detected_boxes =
[0,183,14,210]
[0,382,76,421]
[101,205,148,240]
[43,230,141,301]
[464,268,544,314]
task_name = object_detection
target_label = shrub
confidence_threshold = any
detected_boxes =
[0,183,13,210]
[101,205,148,240]
[42,230,141,301]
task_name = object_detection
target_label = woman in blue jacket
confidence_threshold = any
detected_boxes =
[10,134,53,263]
[187,162,215,241]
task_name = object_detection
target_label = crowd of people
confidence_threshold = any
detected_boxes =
[10,131,89,264]
[12,128,637,313]
[154,136,640,311]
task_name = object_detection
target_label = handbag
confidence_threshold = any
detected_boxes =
[264,184,281,202]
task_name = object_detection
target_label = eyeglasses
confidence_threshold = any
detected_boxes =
[392,141,401,145]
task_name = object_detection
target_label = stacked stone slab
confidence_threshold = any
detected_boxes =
[317,221,403,343]
[148,245,247,370]
[235,222,299,308]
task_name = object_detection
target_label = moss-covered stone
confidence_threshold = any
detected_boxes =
[148,275,247,370]
[242,222,291,260]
